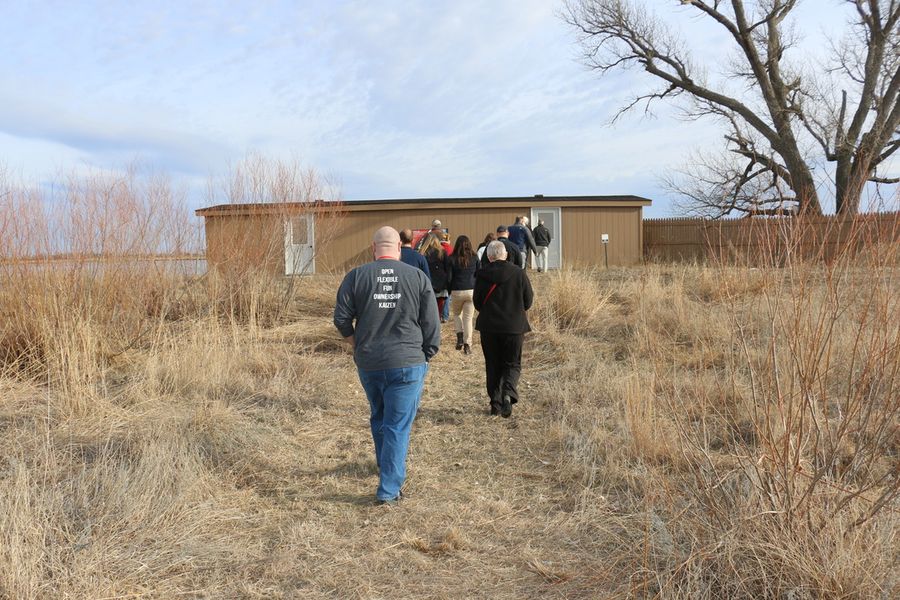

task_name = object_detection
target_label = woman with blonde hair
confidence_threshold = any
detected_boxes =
[420,233,451,321]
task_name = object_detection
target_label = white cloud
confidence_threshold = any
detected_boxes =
[0,0,866,215]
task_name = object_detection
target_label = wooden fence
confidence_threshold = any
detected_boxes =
[643,212,900,264]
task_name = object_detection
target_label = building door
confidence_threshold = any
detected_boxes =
[284,215,315,275]
[530,207,561,269]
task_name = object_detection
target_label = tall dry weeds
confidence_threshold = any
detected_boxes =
[0,161,354,597]
[2,160,897,597]
[0,167,200,409]
[634,216,898,596]
[534,212,898,597]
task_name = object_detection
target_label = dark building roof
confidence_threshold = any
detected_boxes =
[196,194,652,216]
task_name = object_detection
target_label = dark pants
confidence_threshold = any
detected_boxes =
[479,331,524,409]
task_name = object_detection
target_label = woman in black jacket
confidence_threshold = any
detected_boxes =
[473,240,534,417]
[421,233,451,322]
[447,235,478,354]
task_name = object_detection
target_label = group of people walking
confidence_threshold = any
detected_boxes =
[406,218,551,353]
[333,220,546,504]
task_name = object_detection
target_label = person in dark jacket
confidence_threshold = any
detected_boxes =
[420,233,451,322]
[522,215,538,269]
[532,220,551,272]
[479,225,523,269]
[447,235,478,354]
[473,240,534,418]
[399,228,430,276]
[507,216,537,269]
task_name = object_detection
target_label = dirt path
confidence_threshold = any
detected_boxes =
[258,320,598,599]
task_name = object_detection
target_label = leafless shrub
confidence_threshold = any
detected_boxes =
[0,166,199,409]
[203,153,345,324]
[638,215,900,596]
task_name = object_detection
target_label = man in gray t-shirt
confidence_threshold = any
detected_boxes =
[334,226,440,504]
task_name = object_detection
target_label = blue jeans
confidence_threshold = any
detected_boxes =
[441,296,450,321]
[357,363,428,501]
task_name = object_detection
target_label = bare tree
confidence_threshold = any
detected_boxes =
[204,153,345,323]
[563,0,900,217]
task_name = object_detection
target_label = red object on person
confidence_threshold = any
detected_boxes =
[412,227,452,254]
[411,229,431,250]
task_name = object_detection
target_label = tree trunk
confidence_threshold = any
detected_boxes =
[835,155,868,215]
[836,142,877,216]
[781,152,823,216]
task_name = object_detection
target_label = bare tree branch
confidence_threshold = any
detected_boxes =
[564,0,899,217]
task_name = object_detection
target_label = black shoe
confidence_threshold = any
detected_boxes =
[377,490,403,505]
[490,405,500,416]
[500,394,512,418]
[463,343,471,355]
[456,332,464,350]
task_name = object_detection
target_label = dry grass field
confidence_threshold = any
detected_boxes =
[1,240,898,598]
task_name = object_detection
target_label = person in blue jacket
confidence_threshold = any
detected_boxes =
[507,215,537,268]
[399,228,430,276]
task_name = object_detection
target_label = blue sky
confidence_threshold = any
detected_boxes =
[0,1,856,216]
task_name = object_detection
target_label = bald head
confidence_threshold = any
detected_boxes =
[373,226,401,260]
[399,228,414,245]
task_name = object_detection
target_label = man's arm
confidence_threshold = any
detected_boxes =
[507,241,523,267]
[418,275,441,360]
[333,271,357,341]
[524,227,537,253]
[418,253,431,278]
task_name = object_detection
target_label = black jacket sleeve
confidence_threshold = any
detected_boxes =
[521,270,534,311]
[446,257,454,292]
[473,276,489,311]
[503,239,523,267]
[524,228,537,253]
[443,254,452,289]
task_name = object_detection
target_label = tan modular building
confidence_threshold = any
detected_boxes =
[196,195,652,275]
